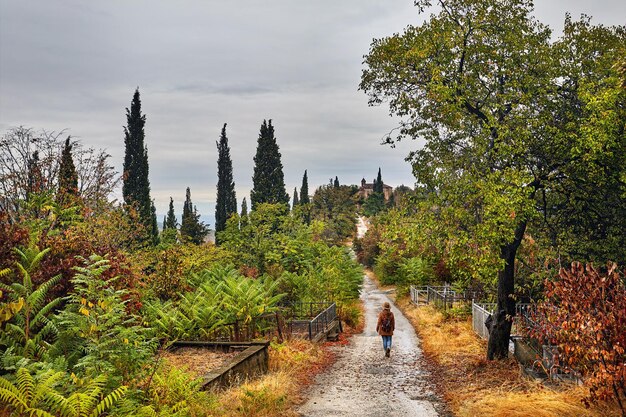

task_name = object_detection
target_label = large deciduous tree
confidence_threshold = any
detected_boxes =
[360,0,626,359]
[0,127,118,220]
[250,120,289,209]
[215,123,237,243]
[122,88,158,245]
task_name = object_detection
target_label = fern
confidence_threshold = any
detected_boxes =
[0,245,63,359]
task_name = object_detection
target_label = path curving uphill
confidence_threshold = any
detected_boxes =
[297,218,442,417]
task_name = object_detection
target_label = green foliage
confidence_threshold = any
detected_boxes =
[0,367,127,417]
[311,184,357,244]
[299,170,310,205]
[250,120,289,208]
[180,187,209,245]
[115,364,217,417]
[57,137,79,208]
[360,0,626,357]
[362,192,385,217]
[163,197,177,231]
[215,123,237,240]
[397,257,433,286]
[52,255,156,387]
[219,203,290,272]
[0,245,62,361]
[144,265,284,341]
[122,88,158,245]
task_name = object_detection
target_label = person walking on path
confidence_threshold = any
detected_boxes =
[376,301,395,357]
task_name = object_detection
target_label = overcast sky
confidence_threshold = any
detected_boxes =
[1,0,624,224]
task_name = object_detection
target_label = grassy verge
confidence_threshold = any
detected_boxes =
[396,297,622,417]
[208,304,364,417]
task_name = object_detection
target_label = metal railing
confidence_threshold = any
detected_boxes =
[471,301,534,340]
[286,301,334,320]
[205,312,282,342]
[410,285,482,311]
[288,302,337,340]
[201,302,338,343]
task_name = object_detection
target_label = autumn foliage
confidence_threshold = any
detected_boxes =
[530,263,626,414]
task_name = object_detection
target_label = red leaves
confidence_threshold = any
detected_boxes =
[530,262,626,410]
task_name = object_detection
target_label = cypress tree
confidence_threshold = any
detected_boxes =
[215,123,237,242]
[122,88,157,244]
[26,151,43,199]
[250,119,289,208]
[151,201,159,244]
[333,176,340,188]
[241,197,248,217]
[374,168,383,193]
[58,136,78,206]
[240,197,248,228]
[165,197,177,229]
[180,187,209,244]
[299,170,310,205]
[292,188,299,207]
[162,215,167,231]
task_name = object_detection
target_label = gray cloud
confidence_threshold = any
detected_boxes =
[2,0,624,224]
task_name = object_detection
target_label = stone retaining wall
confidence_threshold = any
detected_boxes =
[171,341,270,390]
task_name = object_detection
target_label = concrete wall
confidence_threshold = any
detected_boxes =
[198,342,269,391]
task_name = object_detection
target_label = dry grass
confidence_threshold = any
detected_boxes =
[211,338,334,417]
[397,298,623,417]
[161,346,238,378]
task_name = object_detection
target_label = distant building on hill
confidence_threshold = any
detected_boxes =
[357,178,393,201]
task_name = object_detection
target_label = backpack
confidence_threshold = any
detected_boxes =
[381,314,392,333]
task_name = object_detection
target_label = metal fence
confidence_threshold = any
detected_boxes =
[471,301,534,340]
[472,302,495,340]
[204,302,338,343]
[205,312,282,342]
[410,285,481,311]
[288,302,337,340]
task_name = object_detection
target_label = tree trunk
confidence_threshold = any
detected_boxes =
[487,220,527,360]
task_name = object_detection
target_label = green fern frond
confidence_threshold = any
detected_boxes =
[90,385,127,417]
[26,408,56,417]
[0,377,27,410]
[31,371,64,408]
[16,367,35,403]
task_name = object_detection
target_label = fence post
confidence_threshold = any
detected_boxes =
[308,321,312,340]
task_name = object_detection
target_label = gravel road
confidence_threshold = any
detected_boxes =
[297,218,443,417]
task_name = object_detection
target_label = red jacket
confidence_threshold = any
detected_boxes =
[376,310,395,336]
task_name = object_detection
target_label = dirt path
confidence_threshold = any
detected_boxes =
[297,218,443,417]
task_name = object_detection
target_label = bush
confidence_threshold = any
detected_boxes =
[529,262,626,413]
[397,257,433,286]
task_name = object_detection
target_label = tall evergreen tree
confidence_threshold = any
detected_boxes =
[299,170,310,205]
[150,201,159,244]
[333,176,340,188]
[240,197,248,228]
[292,188,299,208]
[240,197,248,217]
[58,136,78,206]
[165,197,177,229]
[250,119,289,208]
[215,123,237,242]
[122,88,157,244]
[26,151,43,199]
[162,215,166,231]
[180,187,209,244]
[374,168,383,193]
